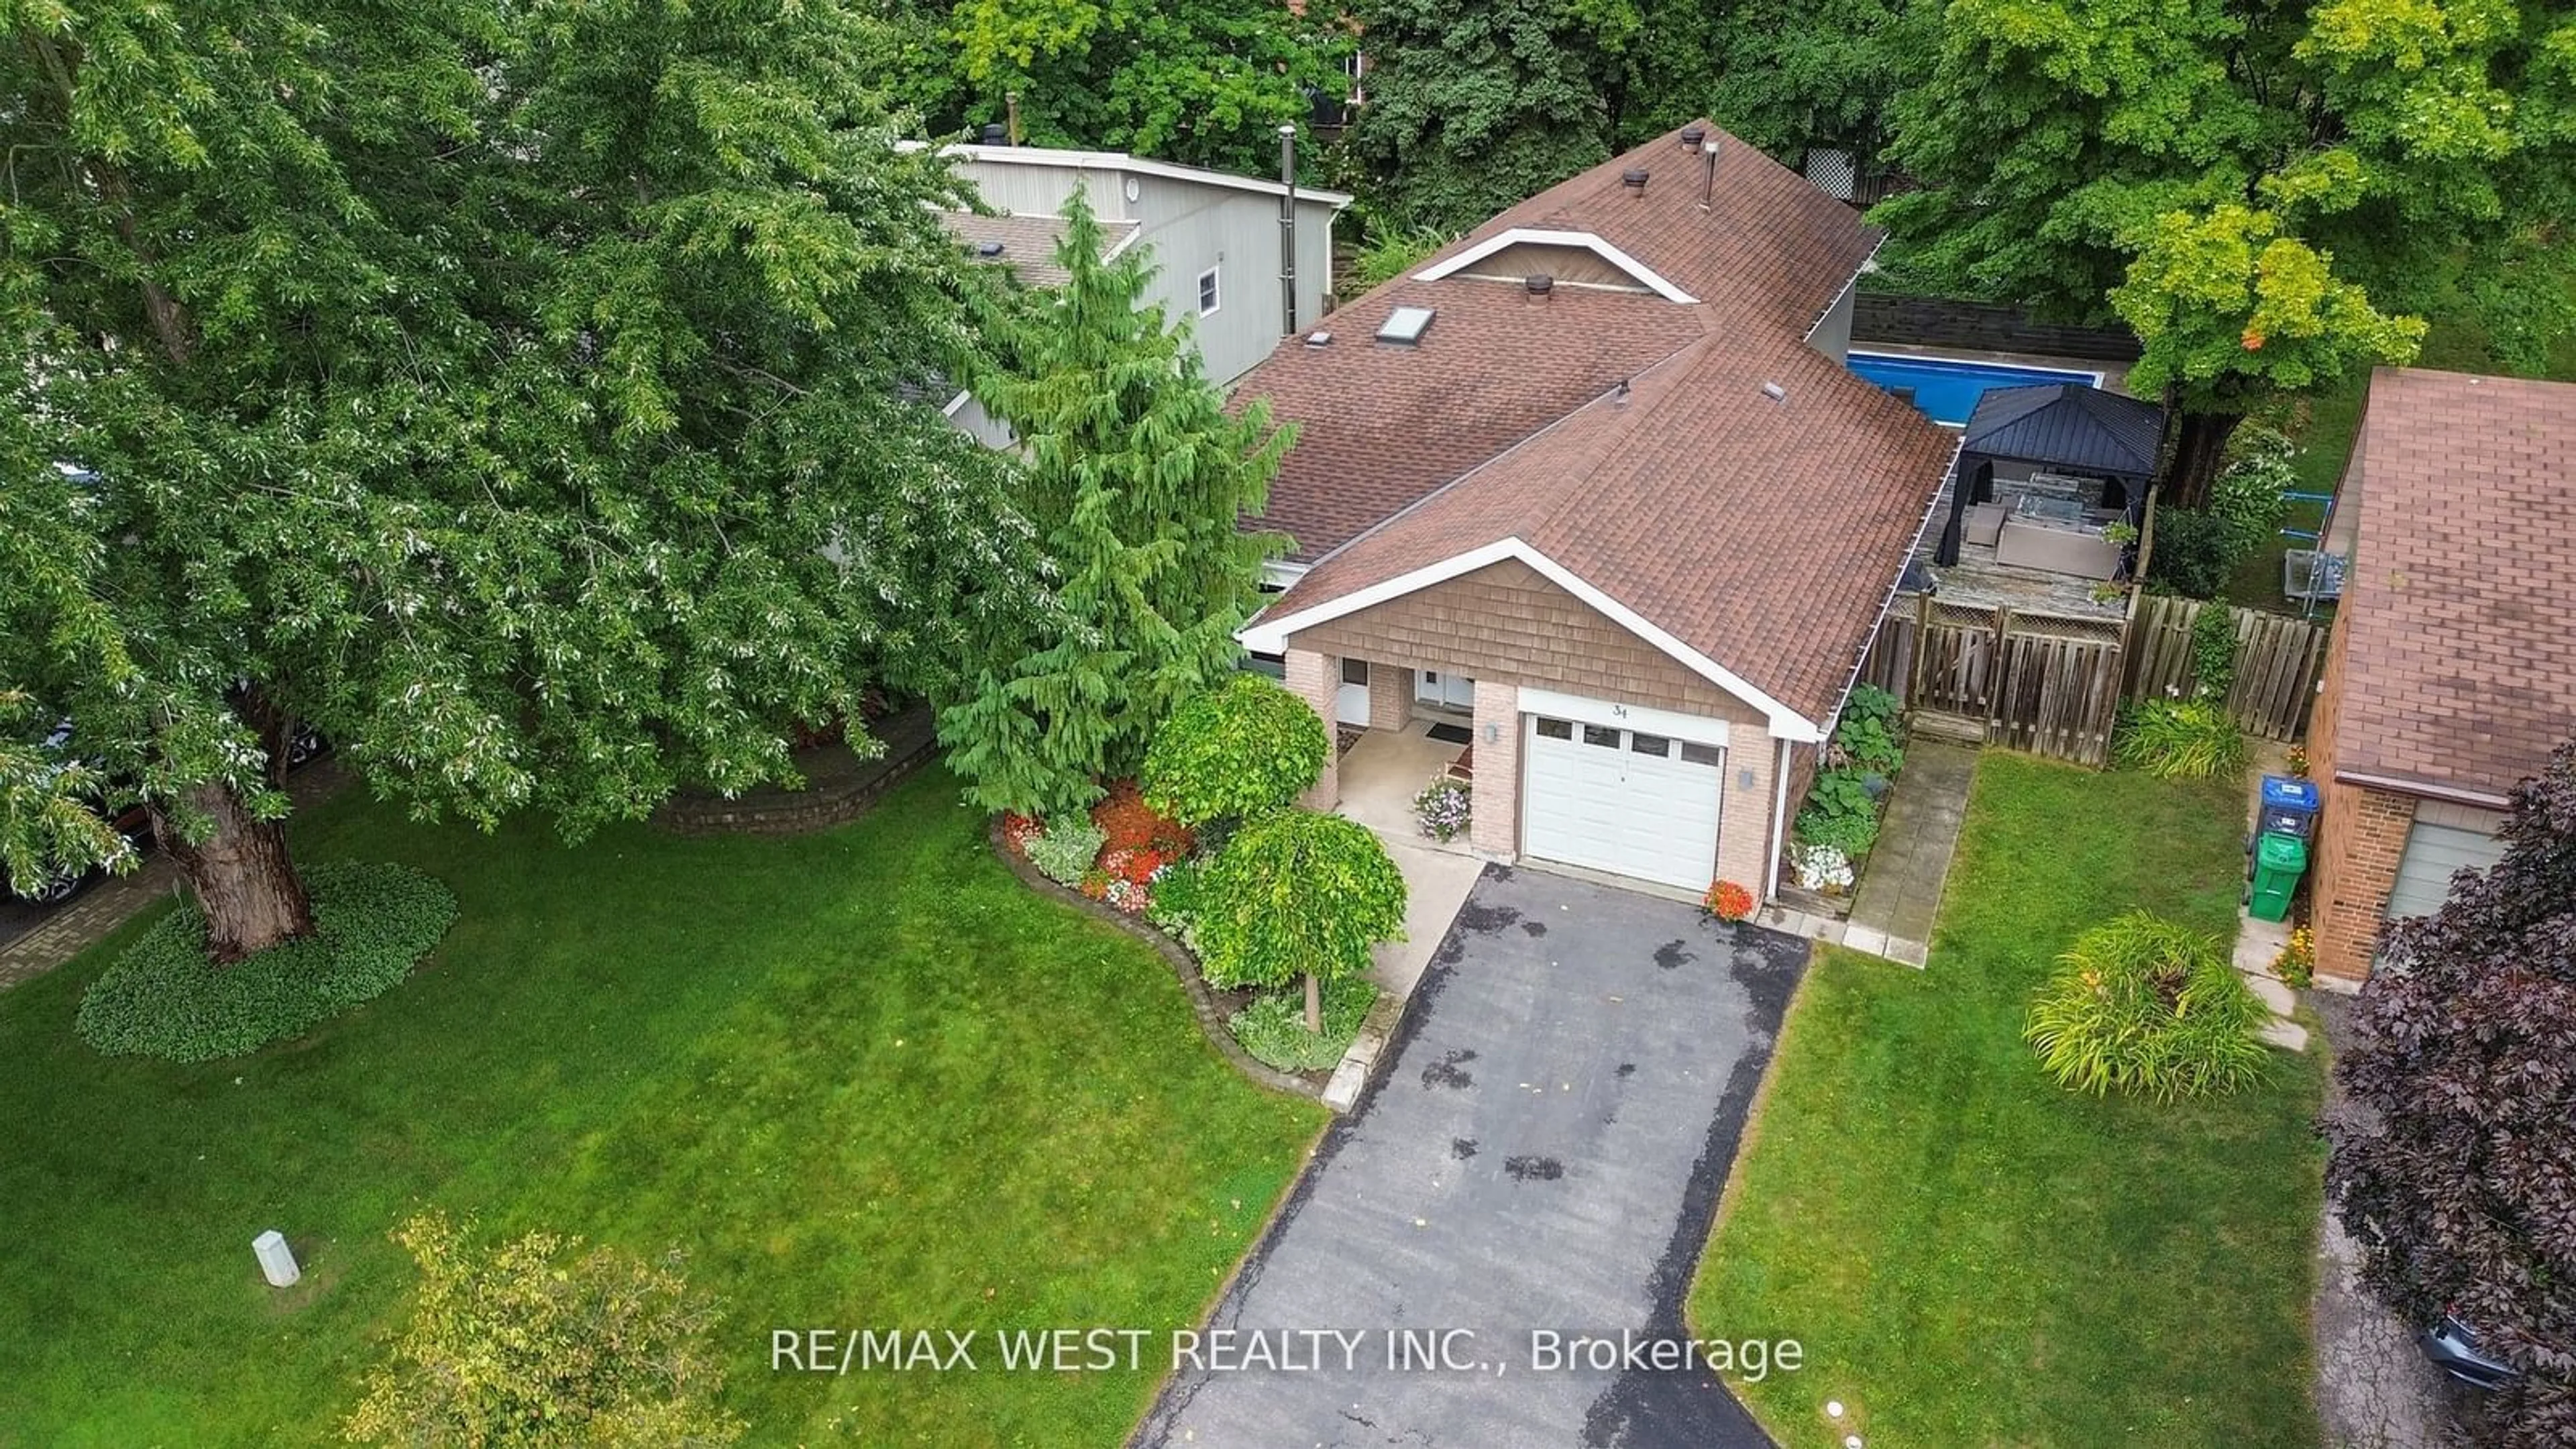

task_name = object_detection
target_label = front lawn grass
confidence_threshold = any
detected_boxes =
[1693,753,2325,1448]
[0,767,1325,1446]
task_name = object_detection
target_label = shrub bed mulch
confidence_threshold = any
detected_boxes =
[988,818,1322,1099]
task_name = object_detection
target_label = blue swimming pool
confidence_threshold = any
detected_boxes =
[1845,351,2103,425]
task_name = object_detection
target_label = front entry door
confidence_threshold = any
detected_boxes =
[1416,669,1475,710]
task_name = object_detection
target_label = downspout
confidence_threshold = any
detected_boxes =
[1768,735,1794,902]
[1277,124,1299,337]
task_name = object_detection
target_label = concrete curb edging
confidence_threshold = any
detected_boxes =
[986,822,1322,1102]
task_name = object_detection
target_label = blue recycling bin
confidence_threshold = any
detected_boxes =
[2259,774,2320,841]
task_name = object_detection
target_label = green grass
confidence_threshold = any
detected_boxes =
[1692,753,2325,1448]
[0,769,1325,1446]
[2231,292,2576,613]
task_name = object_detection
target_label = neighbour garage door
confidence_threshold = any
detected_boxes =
[2385,820,2506,922]
[1522,713,1725,891]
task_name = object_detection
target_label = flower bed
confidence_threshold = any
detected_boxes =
[1787,684,1906,901]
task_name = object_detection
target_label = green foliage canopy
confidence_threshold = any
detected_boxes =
[937,193,1293,817]
[1195,810,1407,994]
[0,0,1039,905]
[1141,673,1328,827]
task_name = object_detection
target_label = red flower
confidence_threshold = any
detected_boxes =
[1704,879,1756,923]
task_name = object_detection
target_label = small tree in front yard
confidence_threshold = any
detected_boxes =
[1141,673,1328,828]
[2330,741,2576,1444]
[1195,810,1406,1032]
[345,1212,739,1448]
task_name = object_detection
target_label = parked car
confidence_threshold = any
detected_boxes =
[5,720,328,906]
[2421,1311,2521,1391]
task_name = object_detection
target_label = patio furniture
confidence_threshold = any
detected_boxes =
[1993,494,2121,580]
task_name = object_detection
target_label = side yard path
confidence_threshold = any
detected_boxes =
[1692,754,2327,1448]
[0,757,353,990]
[1838,740,1976,965]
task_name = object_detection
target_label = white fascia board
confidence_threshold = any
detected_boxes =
[1413,227,1699,306]
[1234,537,1823,741]
[941,389,973,418]
[920,140,1356,209]
[1260,559,1311,590]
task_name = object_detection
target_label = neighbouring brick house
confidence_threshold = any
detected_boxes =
[2306,367,2576,983]
[1232,122,1959,900]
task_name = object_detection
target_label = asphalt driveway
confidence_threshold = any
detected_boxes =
[1135,865,1805,1449]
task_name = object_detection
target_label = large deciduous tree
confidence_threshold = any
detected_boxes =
[874,0,1352,178]
[1344,0,1636,233]
[0,0,1034,959]
[937,193,1291,818]
[2330,741,2576,1445]
[1874,0,2574,499]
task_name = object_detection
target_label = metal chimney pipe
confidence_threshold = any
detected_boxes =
[1278,124,1299,338]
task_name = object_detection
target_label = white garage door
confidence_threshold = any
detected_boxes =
[2385,820,2506,922]
[1523,714,1725,891]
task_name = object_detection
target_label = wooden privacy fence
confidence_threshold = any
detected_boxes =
[2122,594,2330,741]
[1862,597,2127,765]
[1858,592,2332,765]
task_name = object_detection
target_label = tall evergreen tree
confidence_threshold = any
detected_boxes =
[938,194,1292,818]
[0,0,1034,958]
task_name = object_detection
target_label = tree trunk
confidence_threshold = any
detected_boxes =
[154,782,316,963]
[1305,971,1322,1035]
[2165,410,2245,511]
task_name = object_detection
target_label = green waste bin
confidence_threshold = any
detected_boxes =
[2249,831,2306,922]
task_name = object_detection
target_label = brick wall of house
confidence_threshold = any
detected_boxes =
[1469,680,1519,857]
[2306,605,2414,981]
[1282,648,1340,811]
[1365,662,1413,731]
[1290,558,1787,896]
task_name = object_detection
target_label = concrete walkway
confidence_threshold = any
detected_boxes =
[1336,720,1470,843]
[2231,741,2318,1052]
[1841,741,1978,967]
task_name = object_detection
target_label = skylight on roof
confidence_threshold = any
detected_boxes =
[1376,306,1435,345]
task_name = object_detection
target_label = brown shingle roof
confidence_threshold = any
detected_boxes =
[1240,121,1884,562]
[2330,367,2576,798]
[939,212,1139,290]
[1240,121,1957,727]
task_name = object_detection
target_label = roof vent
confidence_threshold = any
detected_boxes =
[1524,274,1554,297]
[1621,168,1650,195]
[975,241,1006,258]
[1761,381,1788,403]
[1679,125,1707,150]
[1613,378,1631,406]
[1303,329,1334,347]
[1376,305,1436,345]
[978,122,1008,146]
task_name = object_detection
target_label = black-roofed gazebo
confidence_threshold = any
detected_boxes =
[1935,383,2167,568]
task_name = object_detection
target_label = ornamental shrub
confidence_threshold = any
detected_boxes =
[1227,976,1379,1071]
[1195,810,1406,1024]
[1144,856,1208,949]
[1793,767,1882,859]
[1141,673,1329,827]
[2024,910,2269,1102]
[344,1212,740,1447]
[1023,817,1108,886]
[2112,700,2247,781]
[76,862,455,1063]
[1831,684,1906,775]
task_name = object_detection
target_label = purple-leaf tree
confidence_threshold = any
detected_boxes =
[2328,739,2576,1444]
